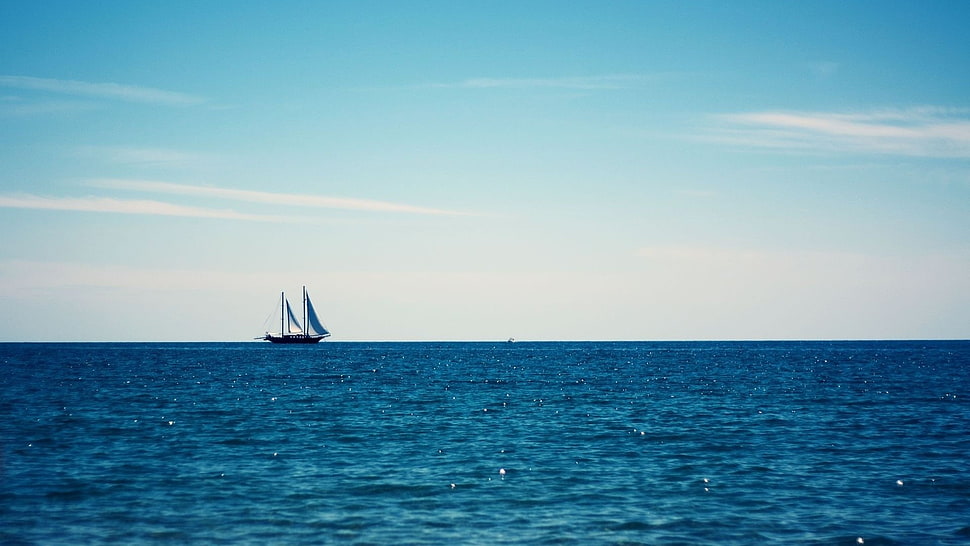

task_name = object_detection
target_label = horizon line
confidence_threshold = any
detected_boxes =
[3,338,966,343]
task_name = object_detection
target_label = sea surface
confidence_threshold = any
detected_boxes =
[1,341,968,545]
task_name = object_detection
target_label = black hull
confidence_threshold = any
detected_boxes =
[263,335,326,344]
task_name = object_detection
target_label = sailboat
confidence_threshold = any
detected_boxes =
[261,286,331,344]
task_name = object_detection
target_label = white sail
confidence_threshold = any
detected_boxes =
[305,291,330,337]
[285,299,304,334]
[260,287,330,343]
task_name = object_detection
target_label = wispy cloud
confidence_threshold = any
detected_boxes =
[0,95,99,116]
[0,180,470,222]
[89,178,472,216]
[0,194,289,222]
[0,75,204,106]
[709,107,970,158]
[425,73,659,90]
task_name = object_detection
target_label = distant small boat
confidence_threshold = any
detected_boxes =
[507,337,515,343]
[260,286,330,344]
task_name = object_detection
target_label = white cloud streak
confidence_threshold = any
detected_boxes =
[0,179,470,223]
[89,178,471,216]
[711,107,970,158]
[0,194,290,222]
[0,75,204,106]
[0,96,99,116]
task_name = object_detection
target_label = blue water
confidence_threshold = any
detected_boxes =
[2,341,968,544]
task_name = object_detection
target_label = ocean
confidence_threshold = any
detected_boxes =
[1,341,968,545]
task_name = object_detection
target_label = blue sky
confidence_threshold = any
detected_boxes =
[1,1,968,341]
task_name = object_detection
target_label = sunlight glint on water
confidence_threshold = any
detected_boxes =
[1,341,968,544]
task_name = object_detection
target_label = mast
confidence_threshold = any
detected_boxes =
[280,291,285,337]
[303,286,308,338]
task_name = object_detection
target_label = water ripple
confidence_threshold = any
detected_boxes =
[1,341,968,544]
